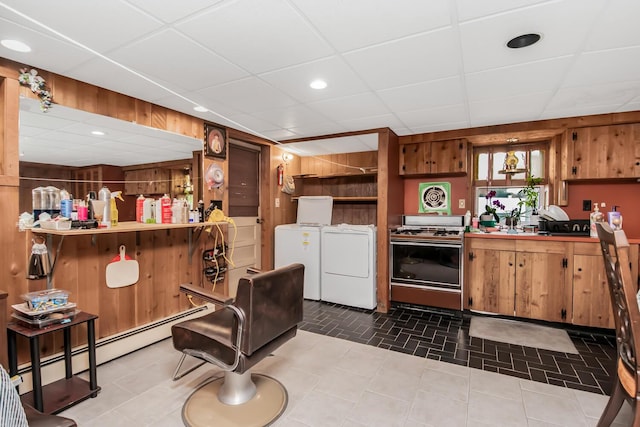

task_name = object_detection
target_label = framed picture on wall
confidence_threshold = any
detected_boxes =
[204,124,227,159]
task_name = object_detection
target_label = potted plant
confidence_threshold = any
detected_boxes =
[481,190,505,225]
[517,175,543,224]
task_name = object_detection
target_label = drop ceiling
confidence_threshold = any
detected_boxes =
[2,0,640,162]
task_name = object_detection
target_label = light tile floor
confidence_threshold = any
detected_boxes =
[60,330,632,427]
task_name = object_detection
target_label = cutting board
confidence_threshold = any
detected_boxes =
[106,245,139,288]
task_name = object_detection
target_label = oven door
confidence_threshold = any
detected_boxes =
[390,239,462,289]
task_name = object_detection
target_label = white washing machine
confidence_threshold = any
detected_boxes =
[274,196,333,300]
[320,224,376,309]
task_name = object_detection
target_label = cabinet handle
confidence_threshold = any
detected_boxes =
[636,161,640,166]
[518,264,523,267]
[508,262,513,266]
[577,267,582,272]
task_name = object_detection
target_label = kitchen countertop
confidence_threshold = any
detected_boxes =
[465,231,640,244]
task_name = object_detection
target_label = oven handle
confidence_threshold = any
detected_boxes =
[390,240,462,249]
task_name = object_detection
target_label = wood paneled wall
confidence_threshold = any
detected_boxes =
[300,151,377,175]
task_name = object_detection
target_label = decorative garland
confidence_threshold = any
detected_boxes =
[18,68,52,112]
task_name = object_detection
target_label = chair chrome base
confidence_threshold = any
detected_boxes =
[182,373,288,427]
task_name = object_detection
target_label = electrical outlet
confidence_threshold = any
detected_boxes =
[582,199,592,211]
[458,199,465,209]
[275,198,280,208]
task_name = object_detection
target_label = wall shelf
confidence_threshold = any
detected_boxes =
[292,196,377,203]
[30,221,227,288]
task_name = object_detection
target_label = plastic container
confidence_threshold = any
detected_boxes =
[21,289,70,312]
[589,203,605,238]
[98,186,111,227]
[161,194,172,224]
[608,206,623,231]
[40,219,72,230]
[143,197,154,223]
[136,195,145,223]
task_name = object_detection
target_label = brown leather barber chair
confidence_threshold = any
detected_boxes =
[171,263,304,427]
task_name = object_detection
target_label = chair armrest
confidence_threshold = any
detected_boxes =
[179,283,234,306]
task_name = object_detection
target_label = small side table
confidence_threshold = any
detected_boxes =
[7,311,100,414]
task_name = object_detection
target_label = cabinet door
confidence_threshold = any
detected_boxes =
[514,250,568,323]
[569,124,640,179]
[466,239,516,315]
[572,254,614,329]
[430,139,467,174]
[400,143,429,175]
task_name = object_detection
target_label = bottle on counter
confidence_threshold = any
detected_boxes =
[608,205,623,231]
[589,202,605,237]
[160,194,172,224]
[464,210,471,231]
[136,195,145,223]
[98,186,112,227]
[60,188,73,218]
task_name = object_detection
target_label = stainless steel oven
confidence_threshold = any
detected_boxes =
[390,240,462,289]
[389,215,464,310]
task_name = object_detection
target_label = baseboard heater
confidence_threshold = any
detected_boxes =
[15,305,210,394]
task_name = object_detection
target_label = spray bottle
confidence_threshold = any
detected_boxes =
[110,191,124,227]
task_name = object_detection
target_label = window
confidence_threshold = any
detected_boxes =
[473,142,549,220]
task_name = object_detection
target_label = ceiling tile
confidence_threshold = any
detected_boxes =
[455,0,551,22]
[110,29,248,91]
[395,104,469,129]
[584,1,640,51]
[465,56,573,101]
[0,18,95,75]
[1,0,164,52]
[377,77,465,112]
[125,0,222,23]
[344,29,461,90]
[459,0,606,73]
[559,47,640,87]
[197,77,298,114]
[259,56,369,103]
[177,0,333,74]
[468,92,552,126]
[544,81,640,114]
[291,0,451,52]
[252,104,329,130]
[307,92,391,122]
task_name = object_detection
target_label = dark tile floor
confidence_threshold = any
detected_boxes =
[299,300,617,395]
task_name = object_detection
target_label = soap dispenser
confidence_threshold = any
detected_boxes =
[590,203,605,237]
[608,205,623,231]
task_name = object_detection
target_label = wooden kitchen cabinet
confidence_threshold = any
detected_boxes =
[466,238,516,316]
[466,238,572,323]
[400,138,467,175]
[466,236,639,329]
[572,242,614,329]
[514,240,571,323]
[566,123,640,179]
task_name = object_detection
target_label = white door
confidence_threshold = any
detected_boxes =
[227,140,261,296]
[227,217,261,297]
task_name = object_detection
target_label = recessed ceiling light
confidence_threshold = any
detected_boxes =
[1,39,31,53]
[310,79,328,90]
[193,106,208,112]
[91,130,105,136]
[507,33,541,49]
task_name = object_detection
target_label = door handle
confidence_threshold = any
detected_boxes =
[256,218,264,224]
